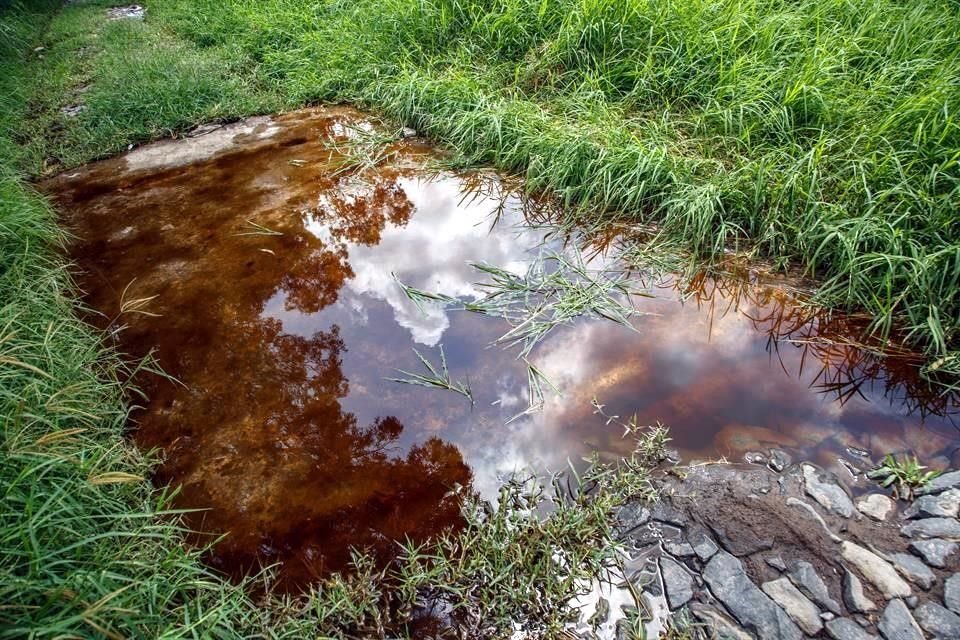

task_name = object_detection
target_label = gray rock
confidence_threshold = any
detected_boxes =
[844,569,878,614]
[905,489,960,519]
[841,541,912,599]
[825,618,879,640]
[803,464,856,518]
[858,493,896,521]
[905,596,919,609]
[400,126,418,138]
[769,448,792,473]
[688,526,718,561]
[787,560,842,615]
[945,574,960,614]
[746,451,768,465]
[917,470,960,496]
[663,539,696,557]
[708,520,774,556]
[914,601,960,638]
[659,556,693,610]
[703,551,803,640]
[901,517,960,540]
[761,577,824,635]
[689,603,753,640]
[909,538,958,568]
[768,556,788,572]
[889,552,937,590]
[650,502,688,527]
[615,502,650,535]
[878,599,924,640]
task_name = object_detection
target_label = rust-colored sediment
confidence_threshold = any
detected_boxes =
[43,106,959,591]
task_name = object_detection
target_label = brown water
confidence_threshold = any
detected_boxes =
[44,106,959,589]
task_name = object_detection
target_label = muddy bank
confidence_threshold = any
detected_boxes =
[41,106,959,590]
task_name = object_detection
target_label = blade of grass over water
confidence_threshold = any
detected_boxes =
[388,345,475,406]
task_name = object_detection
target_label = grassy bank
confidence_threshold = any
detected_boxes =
[151,0,960,377]
[1,2,665,638]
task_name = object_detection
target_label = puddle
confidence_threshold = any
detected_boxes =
[43,106,959,590]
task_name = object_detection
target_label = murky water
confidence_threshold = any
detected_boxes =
[44,107,959,589]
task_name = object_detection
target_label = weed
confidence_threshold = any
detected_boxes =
[867,454,942,501]
[388,345,474,406]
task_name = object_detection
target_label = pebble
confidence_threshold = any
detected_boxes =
[761,577,824,635]
[659,556,693,610]
[878,599,924,640]
[913,601,960,638]
[787,560,842,615]
[769,448,792,473]
[908,538,958,568]
[944,574,960,614]
[825,617,879,640]
[703,551,803,640]
[901,517,960,540]
[687,526,718,561]
[840,542,912,599]
[858,493,895,521]
[802,464,855,518]
[843,569,878,614]
[888,553,936,590]
[904,489,960,519]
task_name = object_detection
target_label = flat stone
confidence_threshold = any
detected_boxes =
[761,577,823,635]
[917,470,960,496]
[841,541,912,599]
[878,599,923,640]
[689,603,753,640]
[663,540,696,557]
[746,450,768,465]
[703,551,803,640]
[909,538,958,568]
[914,601,960,638]
[825,618,879,640]
[844,569,878,614]
[904,489,960,519]
[803,464,855,518]
[659,556,693,610]
[945,574,960,614]
[687,526,718,561]
[901,517,960,540]
[614,502,650,536]
[787,560,842,615]
[708,520,774,556]
[858,493,895,521]
[767,556,788,572]
[888,553,936,590]
[650,502,688,527]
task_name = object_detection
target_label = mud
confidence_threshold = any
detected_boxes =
[42,106,959,590]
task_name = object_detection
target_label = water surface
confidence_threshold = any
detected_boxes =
[44,106,959,589]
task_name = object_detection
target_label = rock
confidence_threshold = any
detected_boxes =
[768,556,788,572]
[787,560,842,615]
[803,464,855,518]
[904,489,960,519]
[844,569,878,614]
[659,557,693,610]
[650,502,688,527]
[588,597,609,626]
[761,577,824,635]
[707,520,774,556]
[914,602,960,638]
[901,517,960,540]
[687,526,718,561]
[905,596,919,608]
[400,126,418,138]
[702,551,803,640]
[689,603,753,640]
[825,618,879,640]
[663,539,696,557]
[858,493,895,521]
[878,599,924,640]
[945,574,960,614]
[614,502,649,536]
[746,450,768,465]
[909,538,958,568]
[888,553,936,590]
[769,448,792,473]
[841,541,912,599]
[918,470,960,496]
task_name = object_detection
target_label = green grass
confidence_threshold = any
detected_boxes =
[145,0,960,380]
[2,0,959,636]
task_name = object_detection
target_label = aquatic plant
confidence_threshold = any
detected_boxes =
[867,453,942,501]
[388,345,474,406]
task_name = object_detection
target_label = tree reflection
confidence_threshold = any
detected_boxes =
[65,138,473,590]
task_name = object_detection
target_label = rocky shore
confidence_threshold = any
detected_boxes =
[577,456,960,639]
